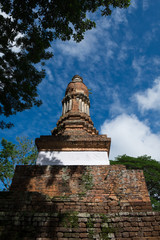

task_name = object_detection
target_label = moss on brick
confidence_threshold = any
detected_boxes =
[59,211,79,229]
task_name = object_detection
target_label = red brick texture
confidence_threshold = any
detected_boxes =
[51,111,100,136]
[35,134,111,152]
[10,165,152,213]
[0,165,159,239]
[0,203,159,240]
[65,80,89,97]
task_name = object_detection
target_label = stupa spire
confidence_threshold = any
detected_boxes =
[36,75,111,165]
[52,75,98,136]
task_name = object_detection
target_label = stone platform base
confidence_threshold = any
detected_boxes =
[0,204,159,240]
[10,165,152,213]
[0,165,159,239]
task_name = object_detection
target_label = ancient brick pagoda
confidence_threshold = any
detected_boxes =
[36,75,111,165]
[0,75,160,240]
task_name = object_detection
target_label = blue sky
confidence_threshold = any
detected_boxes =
[1,0,160,161]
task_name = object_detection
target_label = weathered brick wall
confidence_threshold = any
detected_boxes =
[0,165,159,239]
[10,165,152,213]
[0,209,160,240]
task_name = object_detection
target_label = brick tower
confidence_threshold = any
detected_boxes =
[0,75,160,240]
[36,75,111,165]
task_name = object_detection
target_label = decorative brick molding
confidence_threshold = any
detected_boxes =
[35,134,111,152]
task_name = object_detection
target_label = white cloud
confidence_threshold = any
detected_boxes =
[153,57,160,66]
[132,56,146,82]
[143,0,149,11]
[117,44,128,61]
[45,67,54,82]
[134,77,160,112]
[109,92,126,116]
[100,114,160,161]
[132,55,160,85]
[128,0,137,13]
[56,28,98,61]
[112,8,127,26]
[55,7,128,62]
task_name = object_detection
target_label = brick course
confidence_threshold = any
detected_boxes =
[9,165,151,213]
[0,165,158,239]
[0,210,159,240]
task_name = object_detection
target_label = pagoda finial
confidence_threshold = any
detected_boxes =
[72,75,83,83]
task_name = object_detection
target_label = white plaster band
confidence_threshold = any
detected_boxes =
[36,151,110,165]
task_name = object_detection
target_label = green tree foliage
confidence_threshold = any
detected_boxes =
[0,0,130,128]
[110,155,160,211]
[0,137,37,190]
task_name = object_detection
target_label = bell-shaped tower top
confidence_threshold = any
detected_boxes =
[65,75,89,97]
[52,75,98,135]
